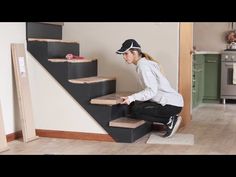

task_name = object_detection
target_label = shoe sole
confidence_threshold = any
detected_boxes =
[166,116,182,138]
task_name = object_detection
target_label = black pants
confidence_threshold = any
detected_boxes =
[128,101,182,125]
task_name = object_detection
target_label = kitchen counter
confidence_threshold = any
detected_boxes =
[194,51,221,54]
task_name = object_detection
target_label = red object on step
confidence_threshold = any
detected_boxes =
[66,54,85,60]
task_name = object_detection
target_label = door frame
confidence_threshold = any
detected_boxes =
[178,22,193,127]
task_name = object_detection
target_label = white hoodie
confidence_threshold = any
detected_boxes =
[128,58,184,107]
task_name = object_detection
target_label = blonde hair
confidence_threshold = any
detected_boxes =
[130,49,164,74]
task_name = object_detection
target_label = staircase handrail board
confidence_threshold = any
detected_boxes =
[109,117,145,128]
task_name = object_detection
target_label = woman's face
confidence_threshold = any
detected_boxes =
[123,50,136,64]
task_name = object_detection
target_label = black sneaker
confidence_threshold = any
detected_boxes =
[163,115,182,138]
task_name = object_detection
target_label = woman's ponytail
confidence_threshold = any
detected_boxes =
[142,52,164,74]
[129,48,164,74]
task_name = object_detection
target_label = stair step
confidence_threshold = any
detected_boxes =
[109,117,145,128]
[68,76,115,84]
[90,92,132,105]
[48,58,95,63]
[28,38,78,44]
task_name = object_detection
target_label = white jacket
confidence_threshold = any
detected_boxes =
[128,58,184,107]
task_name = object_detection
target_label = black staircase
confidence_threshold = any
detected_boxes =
[26,22,152,143]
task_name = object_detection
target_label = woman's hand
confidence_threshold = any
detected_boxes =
[120,97,130,105]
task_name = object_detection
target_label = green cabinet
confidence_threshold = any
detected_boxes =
[192,54,205,108]
[203,54,221,102]
[192,53,221,108]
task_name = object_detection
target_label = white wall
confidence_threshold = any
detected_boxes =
[0,22,106,135]
[193,22,232,52]
[63,23,180,92]
[0,23,26,134]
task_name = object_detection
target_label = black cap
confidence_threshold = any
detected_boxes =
[116,39,141,54]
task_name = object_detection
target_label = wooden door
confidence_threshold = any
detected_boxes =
[179,23,193,127]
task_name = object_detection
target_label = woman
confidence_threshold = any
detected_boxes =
[116,39,184,138]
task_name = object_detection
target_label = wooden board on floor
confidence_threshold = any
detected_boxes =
[109,117,145,128]
[11,43,39,143]
[90,92,132,105]
[0,101,9,152]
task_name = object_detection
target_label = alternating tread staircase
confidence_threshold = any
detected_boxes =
[26,22,152,143]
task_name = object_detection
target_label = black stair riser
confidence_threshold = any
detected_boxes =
[27,41,80,59]
[47,62,68,83]
[27,42,48,61]
[108,122,152,143]
[86,80,116,99]
[107,127,136,143]
[132,122,152,142]
[48,42,79,58]
[87,104,128,124]
[86,105,113,124]
[26,22,62,40]
[111,104,129,120]
[68,60,97,79]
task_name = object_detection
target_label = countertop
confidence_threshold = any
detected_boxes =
[194,51,221,54]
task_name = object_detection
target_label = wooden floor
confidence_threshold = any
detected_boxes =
[2,103,236,154]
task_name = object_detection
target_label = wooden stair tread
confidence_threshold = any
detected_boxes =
[67,58,95,63]
[28,38,79,43]
[40,22,64,26]
[109,117,145,128]
[48,58,96,63]
[48,59,68,62]
[68,76,115,84]
[90,92,132,105]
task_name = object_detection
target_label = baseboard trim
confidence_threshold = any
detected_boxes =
[36,129,114,142]
[6,129,114,142]
[6,131,22,142]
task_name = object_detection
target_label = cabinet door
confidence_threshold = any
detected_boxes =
[192,70,197,108]
[204,54,221,100]
[197,64,204,104]
[192,54,204,108]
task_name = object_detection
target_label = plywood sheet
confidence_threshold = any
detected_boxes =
[0,101,9,152]
[11,43,39,142]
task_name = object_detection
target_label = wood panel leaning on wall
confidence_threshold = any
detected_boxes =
[0,100,9,152]
[11,43,39,143]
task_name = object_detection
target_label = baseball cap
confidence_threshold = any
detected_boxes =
[116,39,141,54]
